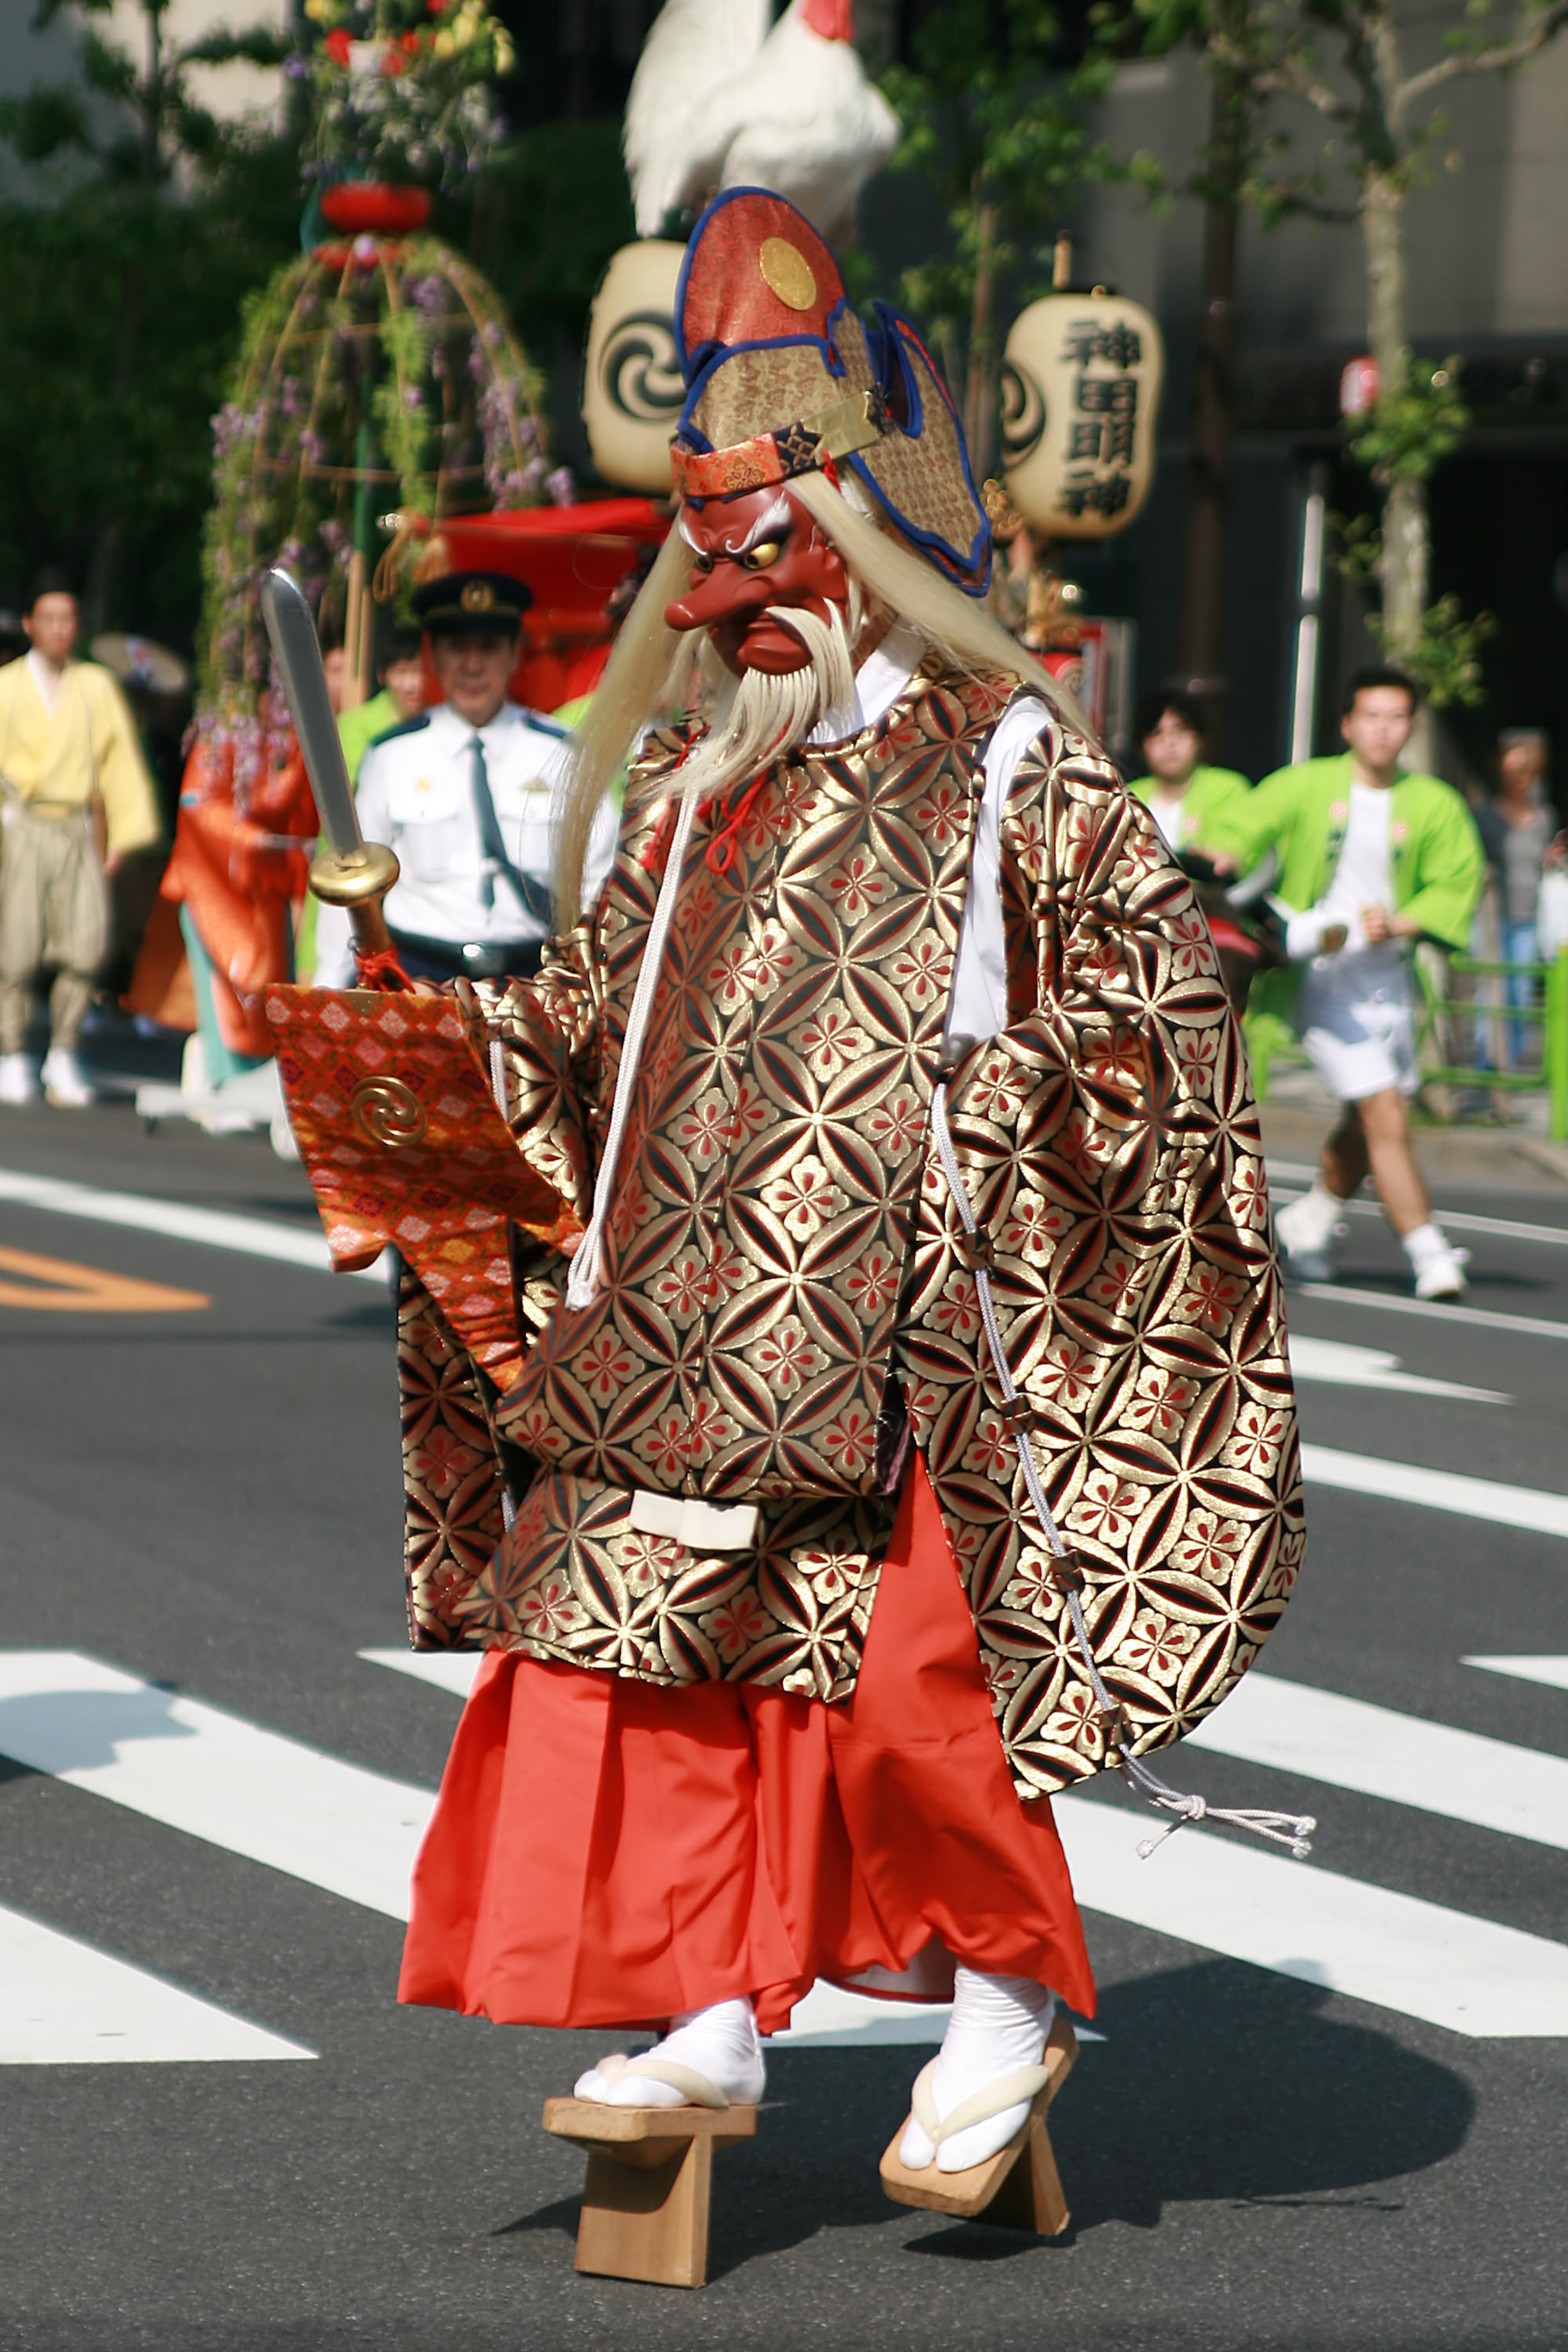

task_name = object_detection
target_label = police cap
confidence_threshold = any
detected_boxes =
[410,570,532,637]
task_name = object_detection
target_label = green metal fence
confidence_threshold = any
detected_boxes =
[1414,946,1568,1141]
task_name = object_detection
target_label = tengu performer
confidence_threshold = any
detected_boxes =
[393,191,1302,2182]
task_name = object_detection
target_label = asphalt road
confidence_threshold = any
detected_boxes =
[1,1089,1566,2352]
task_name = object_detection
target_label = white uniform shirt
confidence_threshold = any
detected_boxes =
[312,697,614,986]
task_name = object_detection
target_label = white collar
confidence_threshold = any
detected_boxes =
[430,696,523,744]
[808,621,924,747]
[26,648,68,715]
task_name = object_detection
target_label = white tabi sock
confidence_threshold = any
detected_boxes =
[899,1966,1057,2174]
[574,1995,766,2109]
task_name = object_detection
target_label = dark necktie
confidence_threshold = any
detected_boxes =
[469,730,550,928]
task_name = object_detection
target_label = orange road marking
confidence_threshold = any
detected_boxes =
[0,1243,208,1314]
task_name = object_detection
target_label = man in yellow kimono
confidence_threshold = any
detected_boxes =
[0,573,160,1106]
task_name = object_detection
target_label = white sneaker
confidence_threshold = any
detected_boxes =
[1274,1190,1339,1284]
[0,1051,38,1105]
[1413,1245,1469,1302]
[41,1047,96,1108]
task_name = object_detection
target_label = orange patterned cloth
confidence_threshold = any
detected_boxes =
[265,985,578,1390]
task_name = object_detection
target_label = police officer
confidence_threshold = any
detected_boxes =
[314,570,603,987]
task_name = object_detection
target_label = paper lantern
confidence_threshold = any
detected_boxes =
[1000,293,1164,539]
[581,240,687,494]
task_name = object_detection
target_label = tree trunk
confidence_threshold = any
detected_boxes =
[1363,167,1427,653]
[1177,109,1240,752]
[964,196,1000,483]
[1362,162,1434,764]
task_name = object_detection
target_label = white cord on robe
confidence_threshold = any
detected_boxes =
[928,1082,1315,1861]
[566,788,701,1311]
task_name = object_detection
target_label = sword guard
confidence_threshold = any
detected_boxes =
[309,842,400,907]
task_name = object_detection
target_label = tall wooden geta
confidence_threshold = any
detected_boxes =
[878,2012,1078,2237]
[541,2097,757,2289]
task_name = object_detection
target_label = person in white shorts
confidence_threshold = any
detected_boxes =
[1210,667,1484,1301]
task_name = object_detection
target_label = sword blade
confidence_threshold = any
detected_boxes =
[259,569,362,858]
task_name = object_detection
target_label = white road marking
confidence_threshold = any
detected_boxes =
[1294,1285,1568,1342]
[1270,1174,1568,1250]
[1464,1655,1568,1695]
[1287,1334,1506,1403]
[1303,1443,1568,1538]
[765,1980,1103,2047]
[0,1905,314,2065]
[359,1647,483,1698]
[0,1653,432,1921]
[0,1167,385,1284]
[1056,1795,1568,2037]
[770,1982,951,2046]
[1189,1673,1568,1849]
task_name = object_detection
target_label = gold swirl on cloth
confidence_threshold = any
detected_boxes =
[394,669,1302,1795]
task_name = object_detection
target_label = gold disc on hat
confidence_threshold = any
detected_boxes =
[759,237,817,313]
[460,580,494,612]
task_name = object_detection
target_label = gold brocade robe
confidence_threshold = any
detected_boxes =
[396,668,1303,1797]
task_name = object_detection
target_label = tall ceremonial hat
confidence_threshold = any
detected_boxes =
[410,570,532,635]
[672,187,991,596]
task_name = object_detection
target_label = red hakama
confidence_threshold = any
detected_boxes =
[399,1458,1095,2035]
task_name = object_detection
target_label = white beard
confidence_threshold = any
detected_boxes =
[675,599,858,808]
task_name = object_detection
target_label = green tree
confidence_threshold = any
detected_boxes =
[1135,0,1290,742]
[1205,0,1566,726]
[0,0,294,635]
[881,0,1134,480]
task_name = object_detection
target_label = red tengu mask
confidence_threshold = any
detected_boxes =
[664,486,851,677]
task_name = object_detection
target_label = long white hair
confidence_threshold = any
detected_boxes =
[554,470,1091,923]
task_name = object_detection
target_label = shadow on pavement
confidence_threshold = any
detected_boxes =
[495,1959,1474,2281]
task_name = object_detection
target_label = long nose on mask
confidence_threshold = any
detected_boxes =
[664,561,782,635]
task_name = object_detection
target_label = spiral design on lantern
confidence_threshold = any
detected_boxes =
[1000,359,1047,463]
[600,312,685,423]
[350,1076,427,1149]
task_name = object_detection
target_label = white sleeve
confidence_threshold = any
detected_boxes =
[312,742,390,987]
[579,788,621,915]
[311,899,355,989]
[944,695,1056,1047]
[352,744,393,848]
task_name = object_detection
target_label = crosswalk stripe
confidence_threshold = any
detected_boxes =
[0,1653,432,1921]
[11,1648,1564,2046]
[1302,1443,1568,1537]
[0,1904,314,2065]
[1269,1174,1568,1250]
[1294,1285,1568,1342]
[1056,1796,1568,2038]
[359,1646,482,1699]
[1188,1673,1568,1849]
[1288,1335,1506,1403]
[770,1982,951,2046]
[1464,1655,1568,1695]
[0,1167,384,1285]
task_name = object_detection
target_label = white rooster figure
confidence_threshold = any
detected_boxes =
[624,0,901,248]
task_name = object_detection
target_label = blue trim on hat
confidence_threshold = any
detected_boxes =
[867,303,925,440]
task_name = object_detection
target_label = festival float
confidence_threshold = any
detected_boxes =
[132,0,665,1143]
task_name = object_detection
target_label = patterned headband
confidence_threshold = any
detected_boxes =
[671,388,889,501]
